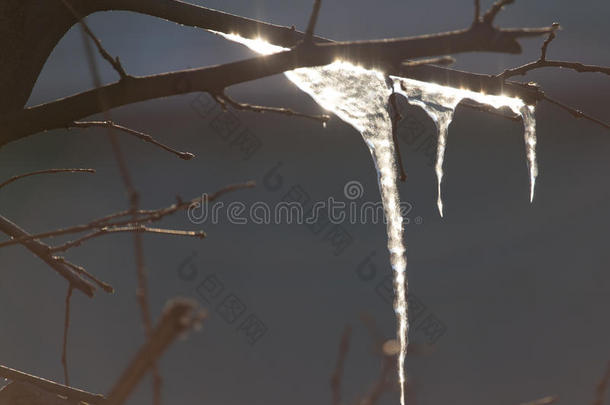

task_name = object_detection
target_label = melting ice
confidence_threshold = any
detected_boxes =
[214,32,538,405]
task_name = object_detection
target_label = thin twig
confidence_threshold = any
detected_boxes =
[0,168,95,189]
[61,285,73,386]
[543,94,610,130]
[59,0,128,79]
[304,0,322,42]
[213,91,330,124]
[0,364,105,404]
[498,23,610,79]
[498,58,610,79]
[482,0,515,25]
[540,23,560,61]
[54,257,114,293]
[593,361,610,405]
[69,121,195,160]
[77,14,163,403]
[330,325,351,405]
[50,226,206,253]
[474,0,481,24]
[0,215,96,297]
[0,181,255,249]
[105,299,205,405]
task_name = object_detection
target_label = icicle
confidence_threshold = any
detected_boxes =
[520,105,538,202]
[391,78,462,217]
[391,76,538,211]
[213,31,539,405]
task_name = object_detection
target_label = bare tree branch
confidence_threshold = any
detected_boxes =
[330,325,351,405]
[497,24,610,79]
[212,90,331,124]
[69,121,195,160]
[0,365,105,404]
[54,256,114,293]
[304,0,322,42]
[50,226,206,253]
[0,20,554,147]
[59,0,129,80]
[61,284,73,386]
[482,0,515,25]
[593,361,610,405]
[0,168,95,190]
[105,299,205,405]
[0,215,96,297]
[542,94,610,130]
[0,181,255,249]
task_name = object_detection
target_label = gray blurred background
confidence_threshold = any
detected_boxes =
[1,0,609,404]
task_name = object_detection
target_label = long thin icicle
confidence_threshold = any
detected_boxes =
[214,32,538,405]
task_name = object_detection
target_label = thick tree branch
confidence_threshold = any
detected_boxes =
[0,21,553,147]
[0,364,105,404]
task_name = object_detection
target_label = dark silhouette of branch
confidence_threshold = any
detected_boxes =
[0,17,555,147]
[0,215,96,297]
[593,361,610,405]
[105,299,205,405]
[212,91,330,124]
[61,285,73,386]
[497,24,610,79]
[59,0,129,80]
[0,168,95,189]
[0,365,105,404]
[69,121,195,160]
[543,94,610,130]
[482,0,515,25]
[330,325,351,405]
